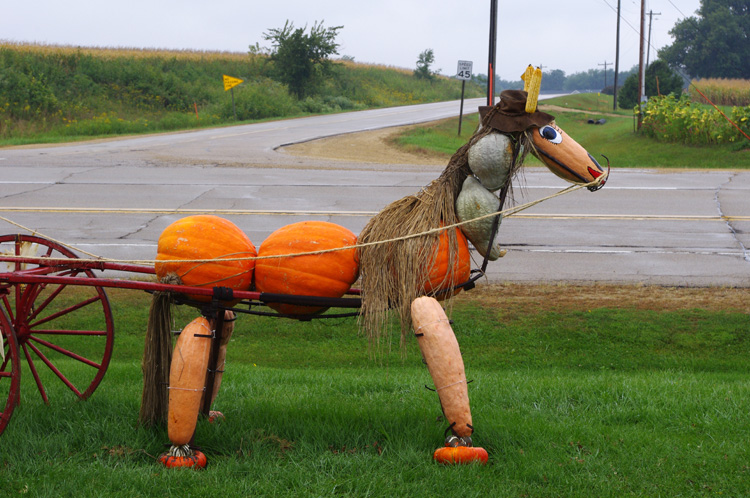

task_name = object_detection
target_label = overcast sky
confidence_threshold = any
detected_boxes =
[5,0,701,80]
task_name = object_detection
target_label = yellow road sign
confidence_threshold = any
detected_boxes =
[223,74,244,91]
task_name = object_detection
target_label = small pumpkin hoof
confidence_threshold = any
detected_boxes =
[433,446,488,465]
[158,444,208,469]
[208,410,225,423]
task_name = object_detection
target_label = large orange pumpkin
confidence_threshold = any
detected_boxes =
[254,221,359,315]
[422,227,471,299]
[155,215,256,301]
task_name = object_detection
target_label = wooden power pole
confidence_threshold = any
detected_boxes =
[613,0,621,111]
[637,0,646,129]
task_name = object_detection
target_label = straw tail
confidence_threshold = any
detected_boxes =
[139,289,175,426]
[357,126,493,345]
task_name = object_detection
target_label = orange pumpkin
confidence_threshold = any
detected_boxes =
[254,221,359,315]
[422,227,471,299]
[155,215,256,301]
[158,446,208,469]
[433,446,488,465]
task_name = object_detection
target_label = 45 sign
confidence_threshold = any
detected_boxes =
[457,60,473,80]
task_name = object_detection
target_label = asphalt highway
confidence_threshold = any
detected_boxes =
[1,98,748,286]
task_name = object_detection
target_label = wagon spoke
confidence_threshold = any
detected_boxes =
[25,270,85,322]
[29,335,103,369]
[22,343,52,402]
[25,341,82,399]
[21,342,49,404]
[29,294,102,328]
[1,295,14,323]
[28,329,108,337]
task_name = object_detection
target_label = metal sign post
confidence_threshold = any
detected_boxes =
[456,60,473,136]
[223,75,244,120]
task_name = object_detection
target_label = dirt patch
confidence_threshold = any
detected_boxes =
[282,125,446,165]
[455,283,750,314]
[538,104,624,119]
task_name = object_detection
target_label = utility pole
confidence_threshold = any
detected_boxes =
[487,0,498,106]
[646,10,661,68]
[613,0,621,111]
[598,61,610,89]
[637,0,646,130]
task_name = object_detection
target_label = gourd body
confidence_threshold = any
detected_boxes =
[155,215,256,301]
[467,132,514,191]
[254,221,359,315]
[168,317,212,446]
[456,176,503,260]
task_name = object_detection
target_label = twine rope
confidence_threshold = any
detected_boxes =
[436,379,467,391]
[414,318,451,334]
[0,176,602,266]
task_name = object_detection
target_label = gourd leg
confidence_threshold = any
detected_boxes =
[203,310,235,421]
[412,297,488,464]
[411,297,472,440]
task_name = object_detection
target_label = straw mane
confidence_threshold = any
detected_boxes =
[357,107,533,346]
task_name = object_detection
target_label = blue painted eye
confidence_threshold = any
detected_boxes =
[539,125,563,144]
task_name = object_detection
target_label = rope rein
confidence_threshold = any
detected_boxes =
[0,175,604,266]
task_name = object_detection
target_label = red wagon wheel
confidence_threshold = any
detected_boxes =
[0,234,114,404]
[0,308,21,436]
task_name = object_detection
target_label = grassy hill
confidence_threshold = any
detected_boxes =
[0,42,484,145]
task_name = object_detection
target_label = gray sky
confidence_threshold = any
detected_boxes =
[5,0,701,80]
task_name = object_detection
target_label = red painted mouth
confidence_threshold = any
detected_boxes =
[588,166,602,179]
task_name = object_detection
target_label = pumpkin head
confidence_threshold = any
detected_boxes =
[433,445,488,465]
[422,227,471,299]
[254,221,359,316]
[155,215,256,301]
[530,122,607,188]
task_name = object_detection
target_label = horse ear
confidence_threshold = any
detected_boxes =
[530,123,607,187]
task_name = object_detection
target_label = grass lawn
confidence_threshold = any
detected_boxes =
[2,285,749,497]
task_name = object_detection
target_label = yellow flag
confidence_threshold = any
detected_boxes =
[223,75,244,91]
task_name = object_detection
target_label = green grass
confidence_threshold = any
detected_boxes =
[395,93,750,169]
[2,289,750,496]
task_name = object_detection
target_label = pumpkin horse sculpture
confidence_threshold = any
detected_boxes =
[143,67,609,468]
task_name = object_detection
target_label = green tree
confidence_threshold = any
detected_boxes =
[617,59,685,109]
[263,20,343,99]
[659,0,750,78]
[541,69,565,92]
[414,49,435,80]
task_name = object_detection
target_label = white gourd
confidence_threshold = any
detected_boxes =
[456,176,504,261]
[467,132,514,191]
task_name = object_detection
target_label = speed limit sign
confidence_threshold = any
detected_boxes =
[457,60,473,80]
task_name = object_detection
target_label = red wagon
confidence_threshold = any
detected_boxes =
[0,233,375,437]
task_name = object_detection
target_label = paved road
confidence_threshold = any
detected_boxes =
[1,98,749,287]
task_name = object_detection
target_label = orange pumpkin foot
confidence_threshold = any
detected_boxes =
[208,410,225,423]
[158,444,207,469]
[433,446,488,465]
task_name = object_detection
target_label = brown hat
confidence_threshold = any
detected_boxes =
[479,89,554,133]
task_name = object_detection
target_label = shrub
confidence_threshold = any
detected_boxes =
[641,94,750,145]
[617,60,684,109]
[219,78,298,120]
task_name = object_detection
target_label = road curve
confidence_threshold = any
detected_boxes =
[1,98,749,287]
